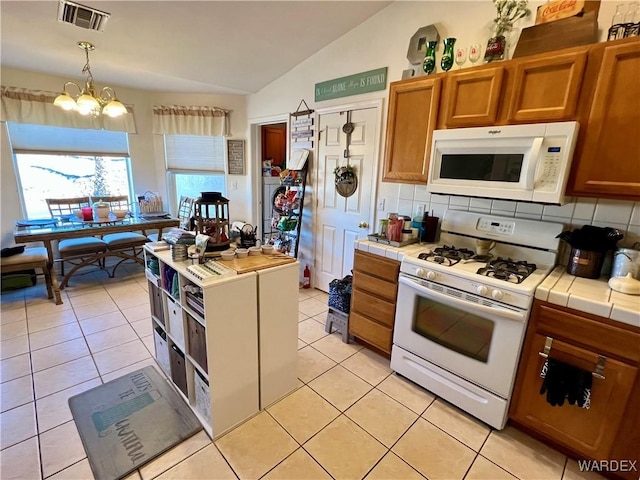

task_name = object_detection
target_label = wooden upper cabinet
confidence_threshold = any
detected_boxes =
[507,50,588,123]
[382,76,442,183]
[442,66,505,127]
[568,40,640,199]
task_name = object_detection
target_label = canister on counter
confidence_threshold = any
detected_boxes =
[379,219,389,238]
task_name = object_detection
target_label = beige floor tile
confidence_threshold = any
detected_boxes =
[312,291,330,304]
[263,448,331,480]
[310,332,363,363]
[73,299,119,321]
[297,338,307,350]
[1,375,33,413]
[480,426,566,480]
[0,335,29,360]
[297,346,336,383]
[79,310,128,336]
[105,281,146,297]
[298,297,328,317]
[0,437,41,480]
[31,337,90,373]
[365,452,425,480]
[140,334,154,354]
[113,292,149,310]
[101,358,163,383]
[29,322,83,351]
[33,355,99,399]
[298,311,309,322]
[47,458,94,480]
[297,318,329,344]
[563,458,608,480]
[341,348,392,386]
[392,418,475,480]
[0,319,27,340]
[63,283,105,298]
[345,389,418,447]
[40,420,86,478]
[466,455,517,479]
[68,290,112,308]
[309,365,372,411]
[215,412,298,479]
[0,353,31,384]
[1,306,26,324]
[27,309,78,334]
[377,373,436,414]
[85,324,138,353]
[422,399,490,451]
[131,318,153,338]
[36,378,102,433]
[121,303,152,323]
[267,385,340,443]
[92,338,151,375]
[156,444,236,480]
[139,430,212,480]
[27,300,72,318]
[0,402,37,450]
[304,415,386,480]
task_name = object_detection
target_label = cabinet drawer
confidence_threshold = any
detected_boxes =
[351,289,396,327]
[354,250,400,282]
[166,296,185,348]
[349,311,392,354]
[353,271,397,303]
[148,283,164,325]
[535,302,640,363]
[169,343,188,397]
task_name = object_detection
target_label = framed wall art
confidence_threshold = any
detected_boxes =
[227,139,245,175]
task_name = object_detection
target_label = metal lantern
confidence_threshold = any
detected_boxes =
[194,192,230,251]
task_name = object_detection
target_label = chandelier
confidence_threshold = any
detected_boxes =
[53,41,127,118]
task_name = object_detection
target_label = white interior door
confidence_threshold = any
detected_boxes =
[315,106,379,292]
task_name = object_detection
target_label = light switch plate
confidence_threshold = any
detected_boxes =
[377,199,385,210]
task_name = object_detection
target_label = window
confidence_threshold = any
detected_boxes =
[7,123,133,219]
[164,135,226,209]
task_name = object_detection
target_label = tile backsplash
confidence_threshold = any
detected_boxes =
[377,189,640,251]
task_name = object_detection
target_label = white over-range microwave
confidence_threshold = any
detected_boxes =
[427,121,579,205]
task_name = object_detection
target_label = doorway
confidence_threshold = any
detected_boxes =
[314,100,382,292]
[260,123,287,242]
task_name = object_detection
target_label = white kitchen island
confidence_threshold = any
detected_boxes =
[143,246,299,438]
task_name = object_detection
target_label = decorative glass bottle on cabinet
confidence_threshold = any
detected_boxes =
[422,40,437,75]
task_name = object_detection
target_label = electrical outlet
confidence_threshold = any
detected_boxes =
[231,181,238,190]
[377,198,385,210]
[416,203,426,217]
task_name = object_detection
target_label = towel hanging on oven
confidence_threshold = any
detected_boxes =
[539,358,592,409]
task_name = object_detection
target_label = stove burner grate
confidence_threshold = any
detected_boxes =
[476,257,537,284]
[418,245,488,266]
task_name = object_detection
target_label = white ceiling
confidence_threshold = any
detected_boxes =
[1,0,392,95]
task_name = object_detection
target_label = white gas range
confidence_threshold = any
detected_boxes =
[391,210,564,429]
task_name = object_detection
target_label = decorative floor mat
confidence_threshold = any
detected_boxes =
[69,365,203,480]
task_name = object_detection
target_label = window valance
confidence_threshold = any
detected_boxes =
[152,105,230,136]
[1,86,137,133]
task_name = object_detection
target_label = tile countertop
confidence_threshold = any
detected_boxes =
[536,266,640,328]
[354,238,437,262]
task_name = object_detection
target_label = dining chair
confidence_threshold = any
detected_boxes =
[147,195,194,242]
[45,197,107,276]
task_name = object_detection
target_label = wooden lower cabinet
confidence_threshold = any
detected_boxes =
[349,250,400,356]
[510,300,640,479]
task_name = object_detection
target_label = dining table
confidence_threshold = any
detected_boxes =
[14,214,180,304]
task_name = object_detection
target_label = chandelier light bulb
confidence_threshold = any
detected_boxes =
[53,92,76,110]
[102,99,127,117]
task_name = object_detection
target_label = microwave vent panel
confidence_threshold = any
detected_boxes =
[57,0,110,32]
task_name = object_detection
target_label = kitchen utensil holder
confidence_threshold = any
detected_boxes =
[538,336,606,379]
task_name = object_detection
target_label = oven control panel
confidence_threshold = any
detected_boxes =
[476,218,515,235]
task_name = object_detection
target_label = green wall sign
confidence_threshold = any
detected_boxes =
[314,67,387,102]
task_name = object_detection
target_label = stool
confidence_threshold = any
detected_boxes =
[1,247,61,304]
[325,307,350,343]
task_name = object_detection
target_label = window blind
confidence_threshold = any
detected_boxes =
[164,134,225,172]
[6,122,129,155]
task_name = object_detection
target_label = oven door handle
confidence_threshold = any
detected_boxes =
[399,275,527,323]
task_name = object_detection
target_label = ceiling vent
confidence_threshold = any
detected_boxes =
[57,0,110,32]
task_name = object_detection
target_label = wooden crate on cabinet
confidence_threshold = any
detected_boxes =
[382,76,442,183]
[349,250,400,355]
[442,65,505,127]
[568,37,640,200]
[510,300,640,478]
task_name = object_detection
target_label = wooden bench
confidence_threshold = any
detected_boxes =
[1,247,61,304]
